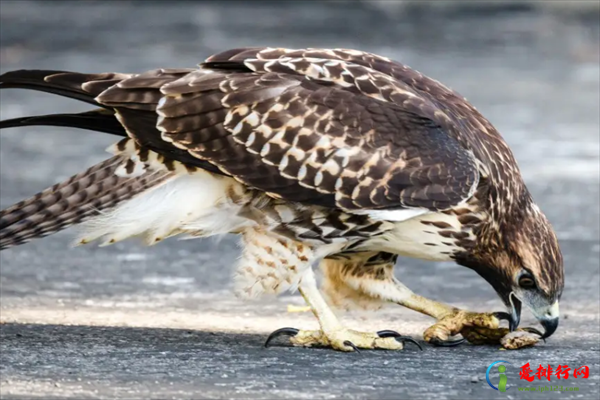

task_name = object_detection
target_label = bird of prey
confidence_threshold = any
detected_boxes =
[0,47,563,351]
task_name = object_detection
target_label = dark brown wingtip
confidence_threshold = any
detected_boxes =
[0,69,130,107]
[0,109,126,137]
[0,69,70,86]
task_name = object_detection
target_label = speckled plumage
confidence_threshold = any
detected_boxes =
[0,47,564,350]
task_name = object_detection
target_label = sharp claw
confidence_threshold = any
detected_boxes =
[343,340,360,353]
[264,327,300,348]
[397,336,424,351]
[377,330,423,351]
[376,329,401,338]
[493,311,512,323]
[429,337,467,347]
[493,311,517,331]
[522,327,546,342]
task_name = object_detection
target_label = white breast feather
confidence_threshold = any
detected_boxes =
[352,208,430,222]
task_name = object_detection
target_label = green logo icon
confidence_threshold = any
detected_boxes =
[498,364,508,392]
[486,361,512,391]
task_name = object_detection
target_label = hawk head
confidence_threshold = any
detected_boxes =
[457,194,564,339]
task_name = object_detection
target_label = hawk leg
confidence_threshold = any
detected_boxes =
[357,277,518,346]
[378,281,544,346]
[318,252,517,347]
[265,268,421,352]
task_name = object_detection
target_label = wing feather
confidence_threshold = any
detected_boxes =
[93,48,480,212]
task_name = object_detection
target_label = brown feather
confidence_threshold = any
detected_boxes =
[0,157,173,250]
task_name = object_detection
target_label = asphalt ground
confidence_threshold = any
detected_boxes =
[0,2,599,399]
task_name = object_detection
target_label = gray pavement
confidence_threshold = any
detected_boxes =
[0,1,599,399]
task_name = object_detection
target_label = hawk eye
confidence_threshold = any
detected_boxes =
[518,275,536,289]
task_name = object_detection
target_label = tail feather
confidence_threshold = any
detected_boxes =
[0,69,184,250]
[0,157,173,250]
[0,109,127,136]
[0,156,123,223]
[8,171,172,249]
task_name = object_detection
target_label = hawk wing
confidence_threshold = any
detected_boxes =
[52,48,482,213]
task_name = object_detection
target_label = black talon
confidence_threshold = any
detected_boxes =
[343,340,360,353]
[377,330,423,351]
[264,327,300,348]
[493,311,512,323]
[429,337,467,347]
[377,330,401,337]
[522,327,546,342]
[397,337,424,351]
[493,311,517,331]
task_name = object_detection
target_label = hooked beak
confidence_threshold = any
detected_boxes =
[498,295,560,339]
[539,301,560,339]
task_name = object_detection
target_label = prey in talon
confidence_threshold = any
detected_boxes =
[0,46,563,352]
[458,325,544,349]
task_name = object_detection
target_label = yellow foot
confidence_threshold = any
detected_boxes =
[424,310,543,347]
[423,310,505,346]
[264,328,422,352]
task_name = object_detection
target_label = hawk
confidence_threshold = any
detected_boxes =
[0,47,563,351]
